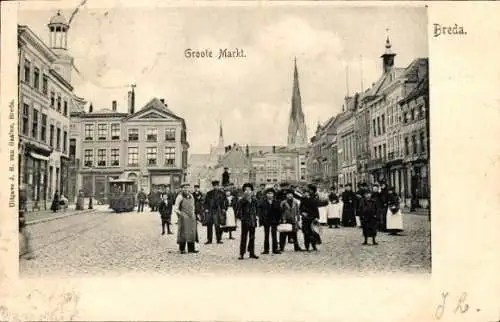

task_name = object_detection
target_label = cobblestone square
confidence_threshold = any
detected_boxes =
[20,208,430,277]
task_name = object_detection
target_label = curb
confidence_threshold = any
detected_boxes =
[26,209,96,226]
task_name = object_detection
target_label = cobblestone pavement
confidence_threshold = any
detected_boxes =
[20,208,430,277]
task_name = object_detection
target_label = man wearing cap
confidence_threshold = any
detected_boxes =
[173,183,199,254]
[259,188,281,255]
[236,183,259,260]
[203,180,225,244]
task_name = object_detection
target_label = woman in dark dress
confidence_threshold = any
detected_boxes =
[358,189,378,245]
[296,184,327,251]
[51,190,60,213]
[158,193,173,235]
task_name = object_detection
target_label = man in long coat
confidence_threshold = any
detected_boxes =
[222,168,230,187]
[174,183,199,254]
[203,180,225,244]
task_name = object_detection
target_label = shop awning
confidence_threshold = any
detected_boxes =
[151,175,171,185]
[30,152,50,161]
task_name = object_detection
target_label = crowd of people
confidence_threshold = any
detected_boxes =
[144,179,404,258]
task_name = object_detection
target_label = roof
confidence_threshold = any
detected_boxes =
[49,11,68,25]
[399,72,429,105]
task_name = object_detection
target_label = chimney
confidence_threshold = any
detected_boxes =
[88,103,93,113]
[112,100,117,111]
[245,144,249,157]
[128,85,136,114]
[272,145,276,153]
[160,98,165,105]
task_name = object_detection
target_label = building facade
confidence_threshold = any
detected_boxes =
[18,12,78,211]
[398,68,429,206]
[306,116,338,188]
[214,144,253,187]
[337,102,357,190]
[251,148,300,185]
[71,96,189,201]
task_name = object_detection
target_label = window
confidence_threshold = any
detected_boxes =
[404,137,409,156]
[63,131,68,153]
[165,128,176,141]
[42,74,48,95]
[128,128,139,141]
[381,114,386,134]
[412,135,417,154]
[146,128,157,141]
[41,114,47,142]
[420,131,426,153]
[56,127,61,150]
[84,124,94,140]
[57,95,61,112]
[31,109,38,139]
[63,100,68,116]
[146,147,157,165]
[97,149,106,167]
[377,116,381,136]
[110,149,120,166]
[97,124,107,140]
[49,125,54,147]
[374,146,377,158]
[383,143,386,159]
[33,67,40,90]
[165,147,175,166]
[84,149,93,167]
[111,123,120,140]
[22,103,29,136]
[50,91,55,108]
[24,59,30,83]
[127,147,139,166]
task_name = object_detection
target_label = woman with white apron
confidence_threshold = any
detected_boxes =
[326,192,341,228]
[221,188,237,240]
[385,186,404,235]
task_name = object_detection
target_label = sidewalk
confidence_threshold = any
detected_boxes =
[25,203,110,226]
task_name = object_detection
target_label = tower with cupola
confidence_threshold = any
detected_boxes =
[48,10,73,83]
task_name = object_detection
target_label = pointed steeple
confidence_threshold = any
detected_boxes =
[381,28,396,74]
[288,57,307,148]
[219,120,223,138]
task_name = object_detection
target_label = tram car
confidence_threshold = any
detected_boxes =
[108,179,138,212]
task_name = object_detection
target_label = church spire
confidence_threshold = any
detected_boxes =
[381,28,396,74]
[287,57,307,148]
[219,120,223,138]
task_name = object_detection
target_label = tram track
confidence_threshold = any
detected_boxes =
[23,212,113,256]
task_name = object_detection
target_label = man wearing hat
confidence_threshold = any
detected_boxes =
[236,183,259,260]
[295,184,327,251]
[173,183,199,254]
[258,188,281,255]
[203,180,225,244]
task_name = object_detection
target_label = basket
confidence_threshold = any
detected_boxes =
[277,223,293,233]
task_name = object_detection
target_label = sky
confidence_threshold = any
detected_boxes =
[18,2,428,154]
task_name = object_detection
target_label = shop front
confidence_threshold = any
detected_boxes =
[21,141,51,211]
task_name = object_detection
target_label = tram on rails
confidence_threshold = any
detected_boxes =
[108,178,137,212]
